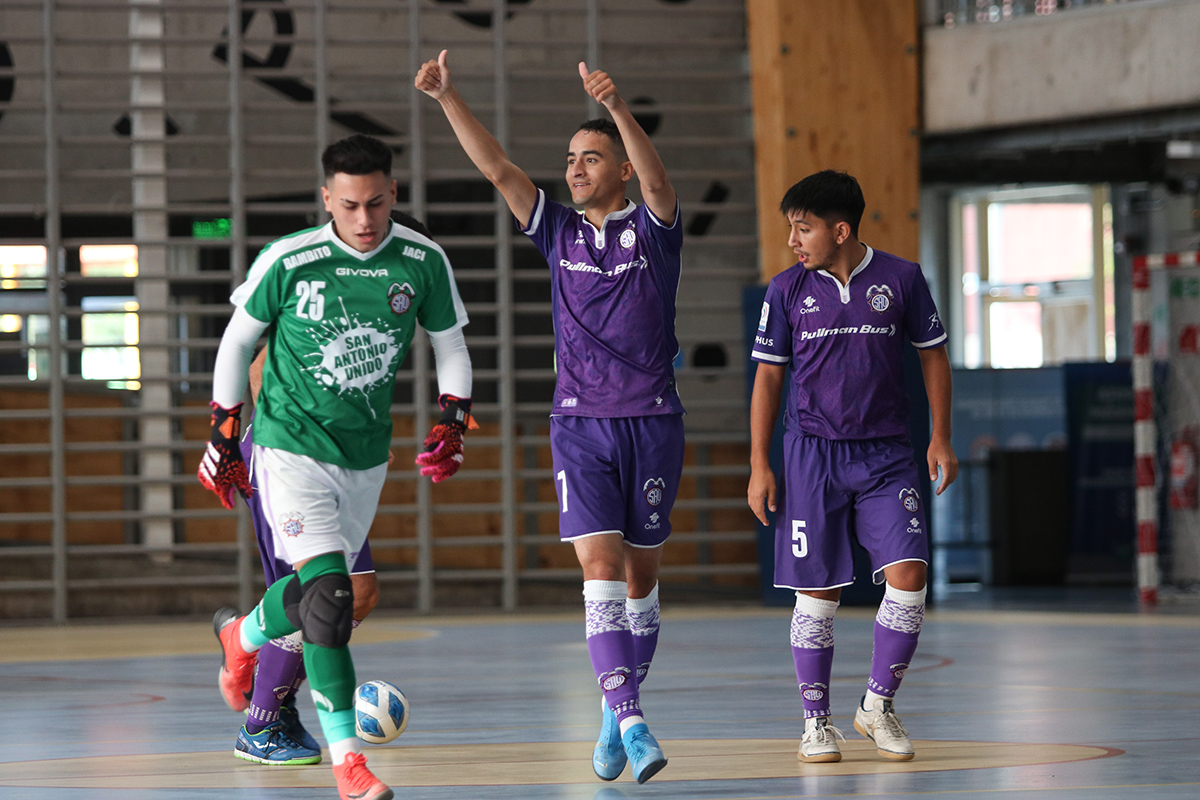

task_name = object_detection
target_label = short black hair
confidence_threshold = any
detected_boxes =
[321,134,392,178]
[779,170,865,237]
[576,118,627,160]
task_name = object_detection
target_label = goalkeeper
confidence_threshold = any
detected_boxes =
[198,133,473,800]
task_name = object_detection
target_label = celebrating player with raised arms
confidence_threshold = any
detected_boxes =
[747,170,957,764]
[417,51,684,784]
[198,134,474,800]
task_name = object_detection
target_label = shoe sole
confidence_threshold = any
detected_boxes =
[798,749,842,763]
[634,756,667,784]
[234,748,321,767]
[854,719,915,761]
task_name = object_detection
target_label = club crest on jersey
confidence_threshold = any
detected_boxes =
[388,282,415,315]
[619,228,637,249]
[278,511,305,537]
[867,284,895,313]
[800,682,828,703]
[758,302,770,332]
[599,667,631,693]
[644,477,666,506]
[899,487,920,513]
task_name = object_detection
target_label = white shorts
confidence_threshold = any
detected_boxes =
[253,444,387,572]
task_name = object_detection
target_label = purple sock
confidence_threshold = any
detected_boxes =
[790,594,838,719]
[867,585,926,698]
[584,580,641,723]
[245,634,303,734]
[626,584,660,686]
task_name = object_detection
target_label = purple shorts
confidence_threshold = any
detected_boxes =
[774,432,928,591]
[240,422,374,585]
[549,415,685,548]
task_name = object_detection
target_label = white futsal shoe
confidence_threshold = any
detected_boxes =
[853,696,915,761]
[798,716,845,763]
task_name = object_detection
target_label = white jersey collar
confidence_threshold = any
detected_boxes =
[578,199,636,249]
[816,244,874,304]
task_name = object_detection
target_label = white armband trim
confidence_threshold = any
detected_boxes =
[212,306,269,408]
[912,333,948,349]
[751,350,790,364]
[429,325,473,399]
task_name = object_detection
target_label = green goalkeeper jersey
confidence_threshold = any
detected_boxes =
[231,220,467,470]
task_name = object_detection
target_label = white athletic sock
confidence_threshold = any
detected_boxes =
[329,736,362,765]
[618,714,646,735]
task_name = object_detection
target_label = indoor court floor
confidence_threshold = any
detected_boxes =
[0,593,1196,800]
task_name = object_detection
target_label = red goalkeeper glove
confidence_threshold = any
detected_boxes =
[198,402,254,510]
[415,394,476,483]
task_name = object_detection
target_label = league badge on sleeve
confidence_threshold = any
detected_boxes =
[758,302,770,332]
[866,284,894,313]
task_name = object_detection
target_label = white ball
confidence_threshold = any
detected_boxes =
[353,680,410,744]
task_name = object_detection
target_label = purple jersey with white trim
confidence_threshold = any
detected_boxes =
[751,246,947,440]
[519,188,685,418]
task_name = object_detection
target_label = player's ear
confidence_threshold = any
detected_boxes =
[620,160,634,182]
[834,219,851,245]
[320,184,332,212]
[388,179,398,203]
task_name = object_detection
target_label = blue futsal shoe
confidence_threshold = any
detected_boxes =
[278,695,323,754]
[620,722,667,784]
[592,697,627,781]
[235,722,322,766]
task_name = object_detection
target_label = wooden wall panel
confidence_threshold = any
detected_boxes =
[747,0,921,281]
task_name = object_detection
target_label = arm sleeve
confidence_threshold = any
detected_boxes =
[428,326,473,399]
[212,306,269,408]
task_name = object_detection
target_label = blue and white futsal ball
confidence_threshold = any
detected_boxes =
[354,680,410,744]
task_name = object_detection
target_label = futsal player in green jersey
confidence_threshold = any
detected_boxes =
[198,134,474,800]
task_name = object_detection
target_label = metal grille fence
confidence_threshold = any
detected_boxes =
[0,0,759,621]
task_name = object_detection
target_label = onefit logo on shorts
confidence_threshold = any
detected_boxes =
[867,284,895,313]
[599,667,631,693]
[643,477,666,506]
[645,512,661,531]
[907,516,922,534]
[278,511,305,537]
[800,681,828,703]
[898,487,920,513]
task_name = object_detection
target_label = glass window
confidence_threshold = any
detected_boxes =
[80,296,140,390]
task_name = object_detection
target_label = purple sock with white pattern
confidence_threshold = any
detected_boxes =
[583,579,641,723]
[791,593,838,719]
[245,633,303,734]
[626,583,660,686]
[867,584,926,699]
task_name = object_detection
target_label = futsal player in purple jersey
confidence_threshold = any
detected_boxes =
[221,347,382,766]
[747,170,957,764]
[417,51,682,784]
